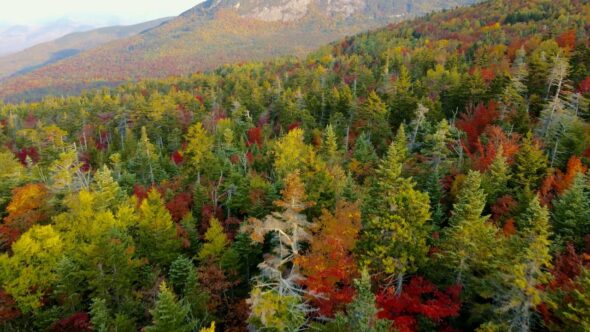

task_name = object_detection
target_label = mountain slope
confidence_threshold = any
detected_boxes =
[0,18,171,81]
[0,0,477,102]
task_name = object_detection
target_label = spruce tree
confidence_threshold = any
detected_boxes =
[552,173,590,250]
[146,282,194,332]
[512,133,548,191]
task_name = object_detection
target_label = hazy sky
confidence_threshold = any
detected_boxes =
[0,0,205,25]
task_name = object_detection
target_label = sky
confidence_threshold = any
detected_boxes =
[0,0,205,25]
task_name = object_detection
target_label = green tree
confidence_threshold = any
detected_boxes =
[198,218,229,263]
[440,171,502,292]
[360,139,431,292]
[137,190,182,267]
[482,146,511,205]
[185,122,215,181]
[146,282,195,332]
[512,133,548,191]
[322,270,389,332]
[551,173,590,250]
[499,196,552,332]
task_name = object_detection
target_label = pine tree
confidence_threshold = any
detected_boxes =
[146,282,194,332]
[551,173,590,250]
[551,267,590,330]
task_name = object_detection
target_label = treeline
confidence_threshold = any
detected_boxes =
[0,0,590,331]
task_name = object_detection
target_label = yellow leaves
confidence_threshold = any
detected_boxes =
[185,122,215,174]
[1,225,63,313]
[273,128,314,177]
[200,322,216,332]
[198,218,229,262]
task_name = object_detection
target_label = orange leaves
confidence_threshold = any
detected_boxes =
[556,30,576,50]
[540,156,588,206]
[0,184,50,248]
[296,201,361,317]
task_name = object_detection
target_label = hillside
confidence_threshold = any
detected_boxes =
[0,18,171,81]
[0,0,477,102]
[0,0,589,331]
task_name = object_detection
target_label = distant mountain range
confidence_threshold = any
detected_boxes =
[0,18,171,81]
[0,18,119,56]
[0,0,478,102]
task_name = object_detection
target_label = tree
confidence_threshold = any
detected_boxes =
[551,173,590,250]
[296,201,361,317]
[498,196,552,332]
[549,267,590,331]
[482,145,511,205]
[0,183,50,249]
[377,276,462,332]
[198,218,229,263]
[146,282,194,332]
[137,189,182,267]
[244,172,313,330]
[323,270,390,332]
[0,151,26,215]
[439,171,501,291]
[0,225,63,313]
[360,139,431,293]
[185,122,215,181]
[273,128,313,177]
[512,133,548,191]
[90,166,123,211]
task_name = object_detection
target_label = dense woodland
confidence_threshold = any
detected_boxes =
[1,0,590,331]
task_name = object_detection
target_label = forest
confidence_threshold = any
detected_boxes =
[0,0,590,331]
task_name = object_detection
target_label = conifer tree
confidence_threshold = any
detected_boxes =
[137,190,182,267]
[499,196,552,332]
[551,173,590,249]
[512,133,548,191]
[360,138,431,293]
[482,146,511,205]
[440,171,501,292]
[146,282,194,332]
[198,218,229,263]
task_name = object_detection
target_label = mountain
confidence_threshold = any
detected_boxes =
[0,18,171,81]
[0,19,101,56]
[0,0,477,102]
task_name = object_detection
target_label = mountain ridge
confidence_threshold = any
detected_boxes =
[0,0,478,102]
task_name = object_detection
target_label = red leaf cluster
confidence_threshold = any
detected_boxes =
[377,277,462,332]
[540,156,587,206]
[457,102,499,153]
[556,30,576,50]
[15,147,40,165]
[50,312,91,332]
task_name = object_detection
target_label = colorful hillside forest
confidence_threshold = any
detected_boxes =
[1,0,590,331]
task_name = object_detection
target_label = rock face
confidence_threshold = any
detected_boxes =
[181,0,409,22]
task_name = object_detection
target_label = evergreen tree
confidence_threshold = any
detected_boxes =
[146,282,194,332]
[482,146,511,205]
[322,270,389,332]
[440,171,502,292]
[512,133,548,191]
[198,218,229,263]
[137,190,182,268]
[551,173,590,250]
[499,196,552,332]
